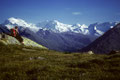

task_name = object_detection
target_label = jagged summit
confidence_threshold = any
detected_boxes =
[71,24,89,35]
[37,20,72,33]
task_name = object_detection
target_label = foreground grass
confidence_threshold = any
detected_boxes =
[0,42,120,80]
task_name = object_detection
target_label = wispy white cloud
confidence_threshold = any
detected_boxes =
[72,12,82,15]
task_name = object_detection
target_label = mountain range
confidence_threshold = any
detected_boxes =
[4,17,118,36]
[80,23,120,54]
[0,17,119,52]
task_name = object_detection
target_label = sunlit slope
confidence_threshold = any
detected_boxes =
[0,35,47,49]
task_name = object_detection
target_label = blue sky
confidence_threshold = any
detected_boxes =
[0,0,120,25]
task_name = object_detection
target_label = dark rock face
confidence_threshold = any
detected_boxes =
[80,23,120,54]
[0,25,10,34]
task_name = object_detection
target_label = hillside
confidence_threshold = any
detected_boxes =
[80,23,120,54]
[0,34,47,49]
[0,42,120,80]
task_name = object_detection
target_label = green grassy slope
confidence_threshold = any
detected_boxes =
[0,42,120,80]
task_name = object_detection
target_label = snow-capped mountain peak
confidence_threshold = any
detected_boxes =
[52,20,60,23]
[3,17,39,32]
[37,20,72,33]
[8,17,28,26]
[71,23,89,35]
[37,20,90,34]
[88,22,119,36]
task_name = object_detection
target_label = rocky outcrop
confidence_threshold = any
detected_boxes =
[0,34,47,49]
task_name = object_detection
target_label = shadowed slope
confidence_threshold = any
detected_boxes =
[80,23,120,54]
